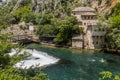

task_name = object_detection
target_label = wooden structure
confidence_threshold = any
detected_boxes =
[39,36,55,44]
[8,35,33,44]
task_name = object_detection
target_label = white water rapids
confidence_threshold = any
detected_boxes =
[9,49,59,69]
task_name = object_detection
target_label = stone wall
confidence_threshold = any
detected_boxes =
[72,35,83,48]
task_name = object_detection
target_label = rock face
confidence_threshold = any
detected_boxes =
[78,0,120,14]
[2,0,120,14]
[31,0,60,13]
[12,0,22,11]
[2,0,74,13]
[31,0,76,13]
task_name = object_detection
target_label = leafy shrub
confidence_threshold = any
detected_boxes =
[99,71,120,80]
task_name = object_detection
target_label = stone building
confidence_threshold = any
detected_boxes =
[72,35,83,48]
[72,7,106,49]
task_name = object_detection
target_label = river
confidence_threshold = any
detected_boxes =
[12,44,120,80]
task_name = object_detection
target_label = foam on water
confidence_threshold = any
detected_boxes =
[88,58,105,63]
[9,49,60,69]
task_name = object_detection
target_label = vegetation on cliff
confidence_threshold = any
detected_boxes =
[0,0,120,80]
[0,1,79,79]
[103,2,120,51]
[0,0,80,46]
[0,0,120,48]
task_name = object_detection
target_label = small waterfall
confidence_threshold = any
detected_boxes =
[9,48,60,69]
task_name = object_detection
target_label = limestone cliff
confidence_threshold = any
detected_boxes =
[1,0,75,13]
[1,0,120,16]
[78,0,120,15]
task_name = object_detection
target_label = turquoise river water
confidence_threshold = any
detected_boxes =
[26,44,120,80]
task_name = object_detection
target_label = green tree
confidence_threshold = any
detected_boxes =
[54,16,79,46]
[12,5,31,22]
[103,3,120,51]
[110,14,120,28]
[35,13,53,25]
[36,24,56,37]
[0,41,12,68]
[22,12,36,23]
[111,2,120,17]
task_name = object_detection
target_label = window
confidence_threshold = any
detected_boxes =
[101,36,102,39]
[96,42,98,45]
[96,36,99,39]
[91,16,93,19]
[84,23,86,25]
[92,36,95,38]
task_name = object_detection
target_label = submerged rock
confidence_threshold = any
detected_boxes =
[58,59,72,64]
